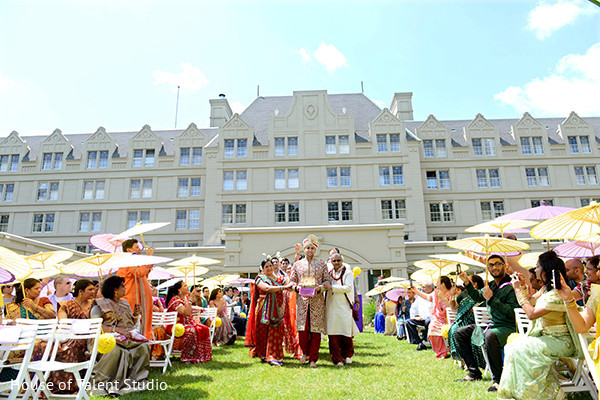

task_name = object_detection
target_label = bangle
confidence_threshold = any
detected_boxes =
[564,297,575,304]
[566,301,578,309]
[516,291,529,306]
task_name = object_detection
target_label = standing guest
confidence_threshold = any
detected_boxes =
[405,283,433,350]
[290,234,332,368]
[6,278,56,320]
[90,276,149,398]
[447,275,486,366]
[48,279,96,394]
[117,238,154,338]
[166,280,212,363]
[281,256,302,359]
[456,255,519,393]
[248,258,292,366]
[209,288,237,345]
[413,276,452,359]
[326,253,359,366]
[498,251,580,400]
[48,276,74,313]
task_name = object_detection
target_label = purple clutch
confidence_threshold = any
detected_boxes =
[299,287,316,297]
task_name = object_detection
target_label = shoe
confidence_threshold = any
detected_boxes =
[455,375,482,382]
[487,383,499,392]
[345,357,352,364]
[309,361,317,368]
[129,330,148,343]
[300,355,308,364]
[336,362,344,367]
[268,360,282,367]
[415,343,427,351]
[109,332,127,343]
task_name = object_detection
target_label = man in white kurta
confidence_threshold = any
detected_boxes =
[326,253,359,366]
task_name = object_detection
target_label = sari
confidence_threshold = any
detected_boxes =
[248,274,286,363]
[209,299,236,346]
[498,289,582,400]
[167,296,212,363]
[447,292,485,368]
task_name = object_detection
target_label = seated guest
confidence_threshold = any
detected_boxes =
[499,251,580,399]
[239,291,250,315]
[209,288,237,345]
[48,279,96,394]
[151,285,165,311]
[413,276,452,358]
[448,275,485,366]
[573,256,600,305]
[90,276,149,398]
[383,298,397,336]
[201,286,210,307]
[564,259,585,290]
[395,289,414,340]
[166,280,212,363]
[455,255,519,393]
[6,278,56,320]
[405,283,433,350]
[2,284,15,306]
[48,276,74,313]
[374,294,386,334]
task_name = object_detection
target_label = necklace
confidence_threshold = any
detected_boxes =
[330,266,345,282]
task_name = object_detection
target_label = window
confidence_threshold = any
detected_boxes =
[379,166,404,186]
[174,242,199,248]
[568,136,592,154]
[224,139,247,158]
[223,170,247,191]
[574,166,598,185]
[472,138,496,156]
[581,198,600,207]
[328,201,353,222]
[275,202,300,223]
[130,179,152,198]
[426,170,450,189]
[274,137,299,156]
[0,154,19,172]
[178,178,201,197]
[433,236,457,241]
[0,215,8,231]
[531,200,554,207]
[127,211,150,229]
[325,135,350,154]
[0,184,14,202]
[481,201,505,221]
[83,180,105,200]
[381,199,407,220]
[430,203,454,222]
[422,139,446,158]
[222,204,246,224]
[180,147,202,166]
[326,167,351,187]
[176,210,200,230]
[476,169,500,188]
[274,169,299,189]
[79,212,102,232]
[376,134,401,153]
[37,182,59,201]
[132,149,154,167]
[525,167,550,186]
[87,151,109,168]
[33,213,55,232]
[42,152,63,170]
[520,137,544,155]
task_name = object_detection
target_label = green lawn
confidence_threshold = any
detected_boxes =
[92,328,594,400]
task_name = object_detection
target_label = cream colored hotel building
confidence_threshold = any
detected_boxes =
[1,90,599,289]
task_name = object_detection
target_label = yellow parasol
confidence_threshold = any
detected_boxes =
[201,274,240,287]
[61,253,172,277]
[410,268,439,283]
[530,201,600,240]
[25,251,72,279]
[465,219,538,237]
[167,254,219,287]
[429,253,486,269]
[414,259,470,280]
[364,282,402,297]
[0,246,35,314]
[378,276,406,283]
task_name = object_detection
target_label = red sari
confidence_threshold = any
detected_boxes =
[167,296,212,363]
[248,275,286,363]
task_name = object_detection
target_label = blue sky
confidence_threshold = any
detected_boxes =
[0,0,598,137]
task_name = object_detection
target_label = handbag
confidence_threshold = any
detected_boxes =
[344,294,360,321]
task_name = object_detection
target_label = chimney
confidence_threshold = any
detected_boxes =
[390,92,414,121]
[209,94,233,128]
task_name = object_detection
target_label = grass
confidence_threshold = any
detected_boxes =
[91,328,594,400]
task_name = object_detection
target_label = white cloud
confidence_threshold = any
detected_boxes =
[374,99,386,109]
[314,42,348,73]
[229,101,247,115]
[494,42,600,116]
[0,75,20,95]
[293,48,312,63]
[527,0,597,40]
[152,63,209,92]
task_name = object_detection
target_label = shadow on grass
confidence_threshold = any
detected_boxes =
[120,387,210,399]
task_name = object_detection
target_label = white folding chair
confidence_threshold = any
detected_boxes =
[473,306,492,378]
[15,318,59,363]
[27,318,103,400]
[514,308,532,335]
[0,325,38,400]
[561,333,599,400]
[446,308,458,325]
[148,311,178,373]
[199,308,218,344]
[233,305,241,316]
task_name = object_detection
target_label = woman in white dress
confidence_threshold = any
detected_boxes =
[326,253,360,366]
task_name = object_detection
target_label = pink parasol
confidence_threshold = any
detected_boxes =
[498,202,575,221]
[0,267,15,285]
[148,266,175,280]
[553,240,600,258]
[385,288,406,302]
[229,278,254,285]
[90,233,143,253]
